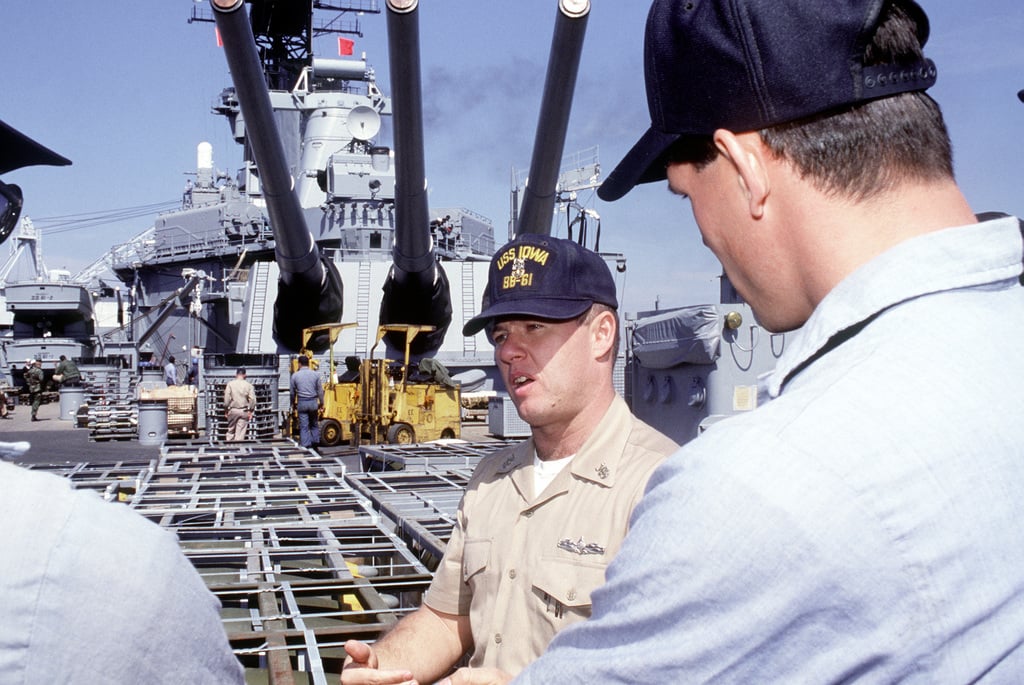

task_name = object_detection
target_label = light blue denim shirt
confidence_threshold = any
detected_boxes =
[290,366,325,403]
[516,216,1024,683]
[0,462,245,684]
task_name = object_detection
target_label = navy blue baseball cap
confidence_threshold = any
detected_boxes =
[598,0,936,201]
[463,234,618,337]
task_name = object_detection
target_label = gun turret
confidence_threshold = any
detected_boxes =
[378,0,453,356]
[211,0,343,352]
[516,0,591,236]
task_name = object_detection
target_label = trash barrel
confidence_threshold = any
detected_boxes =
[138,399,168,446]
[59,386,87,422]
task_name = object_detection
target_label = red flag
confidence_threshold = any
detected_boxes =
[216,27,223,47]
[338,37,354,56]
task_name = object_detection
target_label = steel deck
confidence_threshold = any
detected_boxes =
[21,437,519,684]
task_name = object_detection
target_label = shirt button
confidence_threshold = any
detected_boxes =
[494,633,503,644]
[508,569,517,579]
[524,509,534,518]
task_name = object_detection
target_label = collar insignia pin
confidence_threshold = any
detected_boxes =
[597,464,609,479]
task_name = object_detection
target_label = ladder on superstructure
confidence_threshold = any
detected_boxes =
[246,262,271,353]
[355,261,372,354]
[461,263,476,354]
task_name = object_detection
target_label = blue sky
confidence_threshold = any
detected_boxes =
[1,1,1022,315]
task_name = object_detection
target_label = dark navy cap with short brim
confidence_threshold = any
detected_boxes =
[598,0,936,202]
[463,234,618,337]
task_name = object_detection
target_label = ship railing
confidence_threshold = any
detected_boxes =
[339,0,381,13]
[456,231,496,257]
[326,246,394,262]
[150,234,230,260]
[104,228,157,268]
[296,68,378,98]
[147,231,271,261]
[189,1,380,29]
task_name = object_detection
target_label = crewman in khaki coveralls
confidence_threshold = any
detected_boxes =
[222,367,256,441]
[342,235,678,684]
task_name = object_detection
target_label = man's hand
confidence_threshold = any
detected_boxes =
[439,667,512,685]
[342,640,417,685]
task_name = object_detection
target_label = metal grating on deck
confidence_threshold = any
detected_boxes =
[358,439,512,472]
[347,441,519,566]
[24,436,523,684]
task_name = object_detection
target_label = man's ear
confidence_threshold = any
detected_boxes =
[713,129,770,219]
[591,309,617,361]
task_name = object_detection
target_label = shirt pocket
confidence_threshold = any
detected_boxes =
[461,538,491,585]
[532,555,608,612]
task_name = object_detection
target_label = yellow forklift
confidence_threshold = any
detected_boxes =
[287,323,461,446]
[286,322,358,447]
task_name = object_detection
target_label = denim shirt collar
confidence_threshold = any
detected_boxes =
[768,216,1023,398]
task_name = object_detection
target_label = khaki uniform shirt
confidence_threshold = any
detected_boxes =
[223,378,256,412]
[424,395,677,674]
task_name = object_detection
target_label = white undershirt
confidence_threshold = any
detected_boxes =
[533,452,574,496]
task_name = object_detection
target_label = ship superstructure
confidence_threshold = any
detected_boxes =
[1,218,101,385]
[93,0,498,377]
[71,0,770,445]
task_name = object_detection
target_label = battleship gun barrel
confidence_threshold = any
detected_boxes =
[211,0,342,351]
[380,0,452,355]
[211,0,320,278]
[386,0,433,273]
[517,0,590,235]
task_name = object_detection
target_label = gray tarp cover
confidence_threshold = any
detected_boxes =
[418,357,456,387]
[631,306,722,369]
